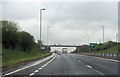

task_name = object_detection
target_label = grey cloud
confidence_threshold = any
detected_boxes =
[1,2,118,45]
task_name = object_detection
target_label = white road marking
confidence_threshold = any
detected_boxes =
[74,58,76,59]
[4,54,55,76]
[41,65,45,68]
[80,54,120,62]
[91,56,120,62]
[28,55,56,76]
[34,70,39,73]
[39,68,42,70]
[29,73,35,76]
[94,69,104,75]
[41,55,56,68]
[86,65,92,68]
[78,60,81,62]
[86,64,104,75]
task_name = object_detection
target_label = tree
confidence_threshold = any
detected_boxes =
[1,20,19,49]
[19,31,34,51]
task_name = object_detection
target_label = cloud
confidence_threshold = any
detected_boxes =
[1,2,118,47]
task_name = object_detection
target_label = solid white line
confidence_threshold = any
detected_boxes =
[41,55,56,68]
[80,54,120,62]
[29,55,56,75]
[86,65,92,68]
[29,73,35,76]
[91,56,120,62]
[4,54,55,76]
[94,69,104,75]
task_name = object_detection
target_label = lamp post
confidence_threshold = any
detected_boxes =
[101,25,104,43]
[47,26,50,45]
[49,33,52,45]
[40,8,45,46]
[116,33,118,43]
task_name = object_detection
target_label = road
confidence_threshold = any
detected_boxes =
[2,53,119,76]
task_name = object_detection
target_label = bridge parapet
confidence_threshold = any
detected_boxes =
[45,45,79,47]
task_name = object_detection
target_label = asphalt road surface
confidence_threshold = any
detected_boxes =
[2,53,119,76]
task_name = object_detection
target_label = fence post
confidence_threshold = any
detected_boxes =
[109,53,110,57]
[112,53,114,57]
[117,54,118,57]
[104,53,105,56]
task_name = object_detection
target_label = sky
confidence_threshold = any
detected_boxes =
[0,0,119,52]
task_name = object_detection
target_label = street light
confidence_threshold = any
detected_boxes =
[47,26,50,45]
[40,8,45,46]
[116,33,118,43]
[101,25,104,43]
[49,33,52,45]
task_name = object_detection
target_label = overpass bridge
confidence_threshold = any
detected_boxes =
[44,44,82,52]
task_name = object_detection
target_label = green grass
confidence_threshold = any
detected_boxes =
[2,45,51,67]
[89,45,118,54]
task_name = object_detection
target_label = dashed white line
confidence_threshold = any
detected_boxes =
[29,55,56,76]
[4,54,55,76]
[78,60,81,62]
[34,70,39,73]
[41,65,45,68]
[39,68,42,70]
[74,58,76,59]
[41,55,56,68]
[86,65,104,75]
[29,73,35,76]
[86,65,92,68]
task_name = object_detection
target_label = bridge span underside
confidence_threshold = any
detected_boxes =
[45,45,81,53]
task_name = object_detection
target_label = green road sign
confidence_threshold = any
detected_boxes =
[90,43,97,48]
[41,46,51,52]
[41,46,45,50]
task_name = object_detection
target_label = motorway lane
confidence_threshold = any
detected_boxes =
[3,53,119,76]
[35,54,100,75]
[67,54,118,75]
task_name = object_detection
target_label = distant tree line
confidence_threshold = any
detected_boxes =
[73,41,119,53]
[1,20,35,51]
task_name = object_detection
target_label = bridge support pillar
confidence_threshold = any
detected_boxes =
[76,47,80,53]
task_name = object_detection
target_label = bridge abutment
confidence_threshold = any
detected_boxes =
[76,46,80,53]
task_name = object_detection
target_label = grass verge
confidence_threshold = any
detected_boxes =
[88,45,118,54]
[2,45,51,68]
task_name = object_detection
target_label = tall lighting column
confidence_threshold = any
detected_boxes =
[87,34,89,45]
[40,8,45,46]
[101,25,104,43]
[47,26,50,45]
